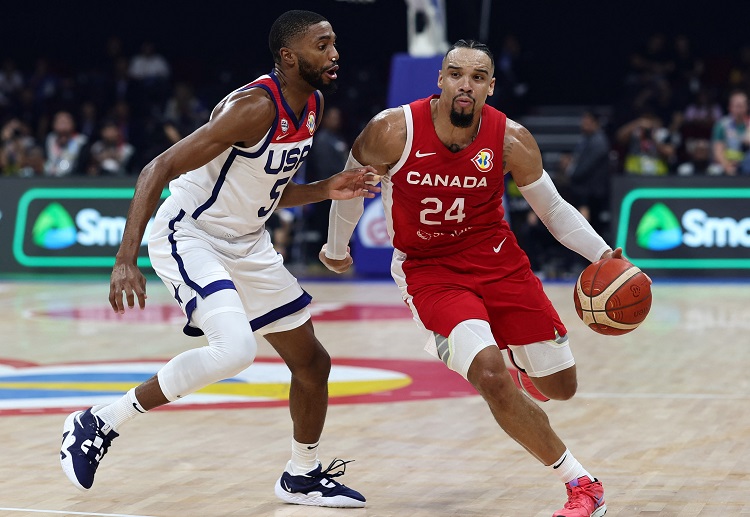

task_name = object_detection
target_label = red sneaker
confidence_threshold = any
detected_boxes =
[509,367,550,402]
[552,476,607,517]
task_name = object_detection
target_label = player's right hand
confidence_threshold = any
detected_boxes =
[319,244,352,274]
[109,261,148,313]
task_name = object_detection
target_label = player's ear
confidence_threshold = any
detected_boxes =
[488,77,496,97]
[437,70,443,89]
[279,47,296,67]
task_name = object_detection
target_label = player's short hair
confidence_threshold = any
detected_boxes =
[269,10,328,64]
[445,39,495,70]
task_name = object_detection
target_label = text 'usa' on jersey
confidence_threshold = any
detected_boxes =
[384,96,514,259]
[167,72,319,238]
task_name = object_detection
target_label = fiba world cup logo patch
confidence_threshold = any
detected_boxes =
[306,112,316,135]
[472,148,494,172]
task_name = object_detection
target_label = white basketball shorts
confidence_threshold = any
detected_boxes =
[148,197,311,337]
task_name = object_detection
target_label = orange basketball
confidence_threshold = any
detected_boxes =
[573,258,652,336]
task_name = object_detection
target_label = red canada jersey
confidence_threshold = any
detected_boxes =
[383,95,513,259]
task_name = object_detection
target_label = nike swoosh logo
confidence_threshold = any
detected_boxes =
[493,237,507,253]
[133,403,145,414]
[415,150,436,158]
[307,444,319,450]
[283,480,293,492]
[553,452,567,469]
[275,133,290,141]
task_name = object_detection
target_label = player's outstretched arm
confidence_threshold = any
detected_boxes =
[320,107,406,273]
[277,166,381,208]
[506,118,611,263]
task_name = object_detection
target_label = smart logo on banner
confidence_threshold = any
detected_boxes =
[13,187,167,268]
[617,188,750,269]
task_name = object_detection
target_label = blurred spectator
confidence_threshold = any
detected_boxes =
[0,59,24,109]
[560,109,611,237]
[1,118,36,176]
[28,58,59,114]
[162,82,209,144]
[17,145,46,178]
[128,41,170,83]
[711,90,750,175]
[129,41,171,113]
[669,34,704,106]
[297,105,350,263]
[44,110,88,177]
[86,120,135,176]
[78,100,100,141]
[489,34,529,119]
[616,111,675,175]
[676,138,723,176]
[683,87,722,128]
[728,45,750,92]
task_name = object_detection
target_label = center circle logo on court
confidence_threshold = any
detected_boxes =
[0,357,476,416]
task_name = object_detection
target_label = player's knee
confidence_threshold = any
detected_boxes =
[212,332,257,378]
[539,368,578,401]
[467,351,517,403]
[440,319,497,380]
[289,342,331,384]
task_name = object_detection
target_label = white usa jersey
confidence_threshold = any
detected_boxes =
[168,71,320,238]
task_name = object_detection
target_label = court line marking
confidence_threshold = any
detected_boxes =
[0,509,157,517]
[577,392,748,400]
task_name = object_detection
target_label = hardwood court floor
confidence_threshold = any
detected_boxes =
[0,276,749,517]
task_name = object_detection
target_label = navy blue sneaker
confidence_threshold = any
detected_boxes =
[60,408,119,490]
[275,458,366,507]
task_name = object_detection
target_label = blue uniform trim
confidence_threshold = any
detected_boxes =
[182,280,238,337]
[192,148,238,219]
[270,71,303,130]
[234,83,278,159]
[249,290,312,332]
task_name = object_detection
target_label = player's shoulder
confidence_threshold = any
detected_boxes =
[504,116,536,146]
[364,106,406,138]
[355,107,407,167]
[213,87,276,125]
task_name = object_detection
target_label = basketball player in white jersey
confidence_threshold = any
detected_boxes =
[319,40,636,516]
[60,10,379,508]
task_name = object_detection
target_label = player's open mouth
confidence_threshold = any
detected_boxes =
[325,65,339,80]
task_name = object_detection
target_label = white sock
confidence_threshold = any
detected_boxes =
[92,388,146,431]
[550,449,594,484]
[288,439,320,475]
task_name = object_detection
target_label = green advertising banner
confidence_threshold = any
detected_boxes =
[0,178,167,274]
[612,176,750,275]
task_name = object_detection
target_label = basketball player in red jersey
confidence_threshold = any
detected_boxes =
[321,39,629,516]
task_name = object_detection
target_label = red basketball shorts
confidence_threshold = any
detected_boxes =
[397,244,567,349]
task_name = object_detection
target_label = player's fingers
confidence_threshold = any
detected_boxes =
[108,286,121,313]
[364,172,381,185]
[125,289,136,309]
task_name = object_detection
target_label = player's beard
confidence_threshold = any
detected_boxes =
[298,55,338,94]
[450,95,475,128]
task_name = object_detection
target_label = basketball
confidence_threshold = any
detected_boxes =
[573,258,652,336]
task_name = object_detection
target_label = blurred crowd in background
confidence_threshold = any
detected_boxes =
[1,27,749,275]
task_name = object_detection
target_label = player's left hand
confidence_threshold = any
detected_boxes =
[600,247,624,260]
[600,247,652,284]
[319,244,353,273]
[326,166,381,200]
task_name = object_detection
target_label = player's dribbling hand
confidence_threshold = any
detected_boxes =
[600,247,652,284]
[109,262,148,313]
[319,244,353,274]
